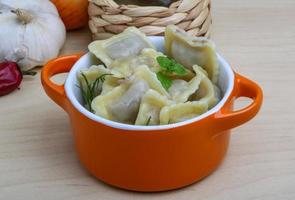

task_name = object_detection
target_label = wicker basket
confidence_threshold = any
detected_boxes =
[88,0,211,40]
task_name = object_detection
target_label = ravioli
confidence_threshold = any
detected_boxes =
[78,65,110,93]
[160,101,208,125]
[168,76,201,103]
[133,65,169,97]
[88,27,155,67]
[108,79,149,124]
[92,79,149,124]
[79,26,222,126]
[191,65,220,109]
[165,25,219,84]
[91,83,129,121]
[135,89,172,125]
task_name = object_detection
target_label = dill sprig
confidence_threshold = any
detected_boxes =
[79,73,112,112]
[146,116,152,125]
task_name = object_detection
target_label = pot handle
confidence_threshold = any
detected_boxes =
[41,54,83,111]
[214,73,263,131]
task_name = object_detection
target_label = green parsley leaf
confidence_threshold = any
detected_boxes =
[171,63,187,75]
[156,56,173,70]
[156,56,187,76]
[156,71,172,91]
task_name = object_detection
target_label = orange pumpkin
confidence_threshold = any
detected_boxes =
[51,0,89,30]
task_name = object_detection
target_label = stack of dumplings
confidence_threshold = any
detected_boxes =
[78,25,221,126]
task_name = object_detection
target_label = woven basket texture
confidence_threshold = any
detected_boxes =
[88,0,212,40]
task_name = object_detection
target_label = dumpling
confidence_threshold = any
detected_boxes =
[168,76,202,103]
[108,79,149,124]
[92,79,149,124]
[108,48,164,78]
[140,48,195,81]
[137,48,163,72]
[107,47,196,82]
[88,27,155,67]
[168,80,188,99]
[160,101,208,125]
[133,65,169,97]
[135,89,172,125]
[78,65,111,96]
[106,48,164,78]
[108,57,135,78]
[91,83,129,121]
[165,25,219,83]
[191,65,220,109]
[100,75,121,95]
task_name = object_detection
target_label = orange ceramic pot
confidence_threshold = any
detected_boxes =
[41,37,263,192]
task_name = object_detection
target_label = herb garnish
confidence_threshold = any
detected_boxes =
[146,116,152,126]
[156,56,187,90]
[79,73,112,112]
[156,72,172,91]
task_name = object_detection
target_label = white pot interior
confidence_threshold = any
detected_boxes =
[65,36,234,131]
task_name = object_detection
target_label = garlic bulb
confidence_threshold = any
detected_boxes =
[0,0,66,70]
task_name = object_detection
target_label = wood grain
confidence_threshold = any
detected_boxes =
[1,0,295,199]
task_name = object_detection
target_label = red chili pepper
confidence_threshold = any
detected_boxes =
[0,61,36,96]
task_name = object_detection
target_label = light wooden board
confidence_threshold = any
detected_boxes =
[1,0,295,199]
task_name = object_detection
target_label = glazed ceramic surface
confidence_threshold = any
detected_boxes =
[41,37,263,192]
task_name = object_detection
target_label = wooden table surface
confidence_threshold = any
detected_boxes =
[1,0,295,199]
